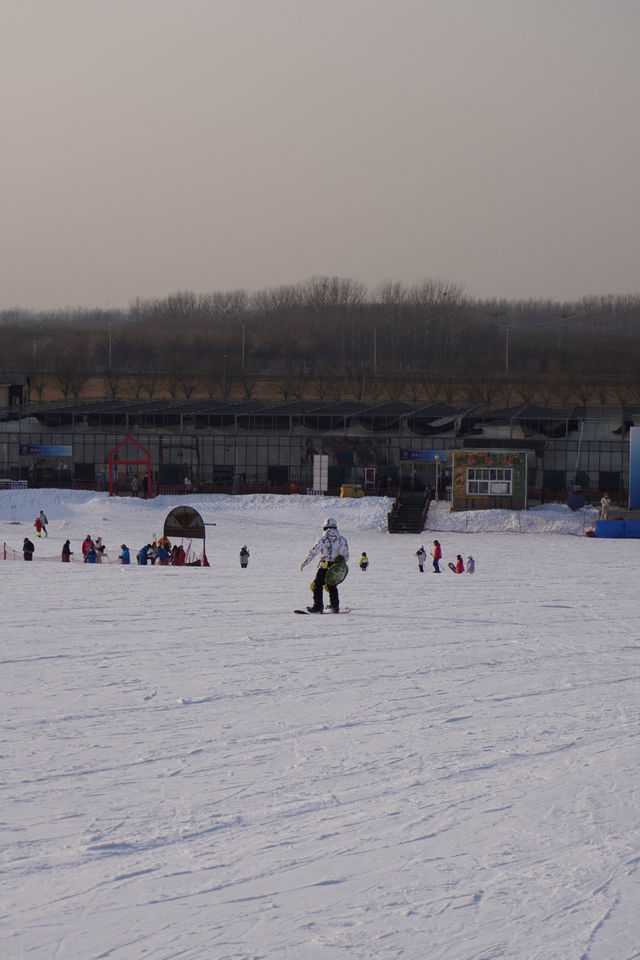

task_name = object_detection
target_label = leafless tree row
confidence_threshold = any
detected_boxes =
[3,278,640,405]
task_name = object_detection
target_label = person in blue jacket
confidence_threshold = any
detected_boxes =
[136,545,149,565]
[156,545,171,565]
[119,544,131,565]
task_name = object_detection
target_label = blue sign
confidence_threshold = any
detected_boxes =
[400,449,447,462]
[19,444,73,457]
[629,427,640,508]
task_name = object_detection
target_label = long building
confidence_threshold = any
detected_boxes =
[0,398,636,507]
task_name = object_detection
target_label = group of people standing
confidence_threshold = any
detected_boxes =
[20,528,206,566]
[415,540,474,574]
[135,539,181,565]
[80,535,107,563]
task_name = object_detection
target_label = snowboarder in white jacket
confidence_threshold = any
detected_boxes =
[299,517,349,613]
[239,546,250,568]
[415,546,427,572]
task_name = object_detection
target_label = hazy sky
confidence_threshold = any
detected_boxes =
[2,0,639,310]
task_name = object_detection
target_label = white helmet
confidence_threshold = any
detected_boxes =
[323,517,337,530]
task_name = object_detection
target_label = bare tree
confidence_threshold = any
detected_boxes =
[103,368,124,399]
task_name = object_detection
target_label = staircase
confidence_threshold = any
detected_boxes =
[387,492,429,533]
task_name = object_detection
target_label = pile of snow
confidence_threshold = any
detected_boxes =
[426,499,599,535]
[1,490,599,550]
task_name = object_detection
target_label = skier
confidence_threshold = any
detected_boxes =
[240,545,250,568]
[61,540,73,562]
[432,540,442,573]
[119,544,131,565]
[466,556,475,574]
[23,537,35,561]
[34,516,43,538]
[359,552,369,571]
[415,545,427,573]
[299,517,349,613]
[39,510,48,536]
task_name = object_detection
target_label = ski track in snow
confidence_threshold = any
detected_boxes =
[1,492,639,959]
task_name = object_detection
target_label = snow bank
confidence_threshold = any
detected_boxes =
[1,489,598,541]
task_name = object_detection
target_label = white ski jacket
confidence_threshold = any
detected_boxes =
[301,528,349,569]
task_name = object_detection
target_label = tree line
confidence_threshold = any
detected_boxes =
[2,278,640,405]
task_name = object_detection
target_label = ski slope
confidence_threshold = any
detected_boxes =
[1,491,638,960]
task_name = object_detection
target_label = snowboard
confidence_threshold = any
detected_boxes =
[294,607,351,615]
[448,562,458,573]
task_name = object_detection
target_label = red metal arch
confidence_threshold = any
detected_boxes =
[108,435,152,498]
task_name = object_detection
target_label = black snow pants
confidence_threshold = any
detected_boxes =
[311,564,339,610]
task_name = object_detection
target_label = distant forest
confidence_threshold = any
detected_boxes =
[2,277,640,405]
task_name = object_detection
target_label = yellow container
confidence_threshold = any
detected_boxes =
[340,485,364,498]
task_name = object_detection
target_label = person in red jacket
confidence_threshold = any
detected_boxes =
[455,554,465,574]
[432,540,442,573]
[82,535,95,562]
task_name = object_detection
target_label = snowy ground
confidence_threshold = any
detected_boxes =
[1,491,639,960]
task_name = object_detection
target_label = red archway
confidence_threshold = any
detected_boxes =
[108,436,152,498]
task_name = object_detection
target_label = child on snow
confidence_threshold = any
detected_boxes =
[240,546,250,568]
[415,546,426,573]
[359,552,369,571]
[466,556,475,574]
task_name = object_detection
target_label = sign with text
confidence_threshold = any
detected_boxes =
[400,449,447,462]
[19,444,72,457]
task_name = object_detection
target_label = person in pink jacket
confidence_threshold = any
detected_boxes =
[432,540,442,573]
